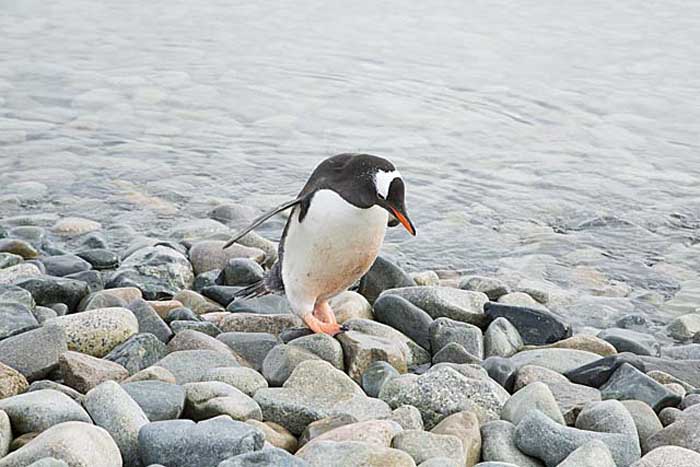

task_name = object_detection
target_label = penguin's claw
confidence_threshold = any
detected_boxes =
[302,314,343,336]
[339,324,350,332]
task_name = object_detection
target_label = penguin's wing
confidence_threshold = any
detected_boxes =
[222,197,305,249]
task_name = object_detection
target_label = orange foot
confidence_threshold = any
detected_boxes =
[302,313,344,336]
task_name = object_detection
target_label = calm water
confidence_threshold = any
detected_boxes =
[1,0,699,338]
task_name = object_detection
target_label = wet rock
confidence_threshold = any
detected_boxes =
[480,420,543,467]
[46,307,138,357]
[557,440,616,467]
[509,348,601,374]
[429,317,483,358]
[338,331,408,383]
[600,363,682,412]
[104,333,167,374]
[201,367,268,397]
[329,291,373,323]
[357,256,415,304]
[345,319,431,368]
[218,332,280,371]
[222,258,265,286]
[431,410,481,466]
[155,350,243,384]
[254,360,392,435]
[16,276,89,311]
[386,405,423,431]
[0,363,29,399]
[0,325,67,381]
[564,352,646,388]
[183,381,262,421]
[108,246,194,299]
[0,389,91,434]
[83,381,149,466]
[0,253,23,269]
[60,351,128,392]
[632,445,700,466]
[52,217,101,236]
[138,416,264,467]
[392,429,463,465]
[362,361,400,398]
[244,419,297,452]
[121,380,185,421]
[218,447,308,467]
[373,294,433,352]
[0,302,38,340]
[484,302,571,345]
[482,356,517,392]
[219,313,303,335]
[296,440,415,466]
[379,365,509,429]
[75,249,120,270]
[598,328,661,356]
[668,314,700,341]
[262,344,323,386]
[484,317,524,358]
[127,299,172,343]
[188,240,264,276]
[40,255,92,277]
[0,239,39,259]
[0,264,43,286]
[208,203,258,226]
[459,276,510,300]
[0,421,120,467]
[503,381,565,425]
[382,286,488,327]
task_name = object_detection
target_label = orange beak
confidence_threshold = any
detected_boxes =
[390,206,416,236]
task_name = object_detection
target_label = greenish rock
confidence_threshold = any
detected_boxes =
[104,333,167,374]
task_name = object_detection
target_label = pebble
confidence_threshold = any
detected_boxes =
[227,294,291,315]
[410,270,440,286]
[46,307,138,357]
[201,285,242,308]
[254,360,392,435]
[121,380,185,421]
[357,256,415,304]
[194,270,221,292]
[301,419,402,448]
[432,342,481,364]
[0,421,120,467]
[167,330,246,363]
[0,389,91,435]
[75,249,120,270]
[202,367,268,397]
[0,302,38,340]
[138,416,265,467]
[661,344,700,360]
[288,333,344,370]
[509,348,601,374]
[156,349,243,384]
[299,414,359,447]
[382,286,488,327]
[513,364,569,391]
[60,350,128,392]
[52,217,101,236]
[392,429,463,465]
[104,333,167,374]
[459,276,510,300]
[598,328,661,357]
[431,410,481,466]
[33,305,58,324]
[40,255,92,277]
[575,400,639,441]
[188,240,264,276]
[373,294,433,351]
[83,380,149,466]
[173,289,225,315]
[217,331,280,371]
[171,319,222,336]
[17,276,89,311]
[667,313,700,341]
[621,400,663,453]
[0,239,39,259]
[645,405,700,453]
[0,324,68,381]
[480,420,543,467]
[548,381,602,425]
[362,361,400,398]
[219,313,303,336]
[0,363,29,399]
[600,363,682,412]
[64,270,103,294]
[0,263,43,286]
[338,331,408,383]
[640,357,700,388]
[165,306,202,323]
[208,203,258,226]
[218,447,308,467]
[534,335,618,357]
[108,245,194,299]
[502,381,565,425]
[222,258,265,286]
[244,419,297,452]
[631,445,700,467]
[345,319,431,368]
[482,357,517,392]
[80,287,142,310]
[429,317,483,358]
[0,253,23,269]
[557,440,616,467]
[127,299,173,343]
[183,381,262,421]
[149,299,185,318]
[262,344,323,386]
[386,405,424,431]
[484,302,571,345]
[658,407,682,426]
[564,352,646,388]
[379,365,509,429]
[124,365,177,384]
[484,317,524,358]
[296,440,415,466]
[329,291,373,323]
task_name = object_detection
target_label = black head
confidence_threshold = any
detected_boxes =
[303,153,416,235]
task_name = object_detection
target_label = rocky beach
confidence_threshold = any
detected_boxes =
[0,210,699,467]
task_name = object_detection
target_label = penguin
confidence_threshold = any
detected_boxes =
[223,153,416,335]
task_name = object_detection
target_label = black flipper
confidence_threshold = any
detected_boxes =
[223,197,304,249]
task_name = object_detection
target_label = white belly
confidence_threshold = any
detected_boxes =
[282,189,388,314]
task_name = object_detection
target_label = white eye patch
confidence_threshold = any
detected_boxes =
[374,169,401,199]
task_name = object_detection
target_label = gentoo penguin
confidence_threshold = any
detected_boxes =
[223,153,415,335]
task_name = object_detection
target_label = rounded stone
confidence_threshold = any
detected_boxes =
[501,381,565,425]
[362,361,400,398]
[201,367,268,397]
[121,380,186,421]
[0,390,91,435]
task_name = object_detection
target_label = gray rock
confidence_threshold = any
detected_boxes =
[227,294,291,315]
[155,350,243,384]
[183,381,262,421]
[222,258,265,286]
[357,256,415,304]
[429,317,483,358]
[219,313,303,335]
[373,294,433,351]
[254,360,392,435]
[379,365,509,429]
[639,357,700,388]
[514,410,641,467]
[201,286,239,308]
[76,249,120,270]
[501,381,565,425]
[107,246,194,300]
[484,317,524,358]
[193,270,221,293]
[127,299,173,343]
[480,420,543,467]
[382,286,488,327]
[391,429,463,465]
[575,400,639,441]
[63,270,103,294]
[473,463,519,467]
[547,382,602,425]
[104,333,167,374]
[0,410,9,458]
[598,328,660,357]
[459,276,510,300]
[138,416,264,467]
[0,324,66,381]
[289,333,344,370]
[482,356,517,393]
[362,361,400,398]
[16,276,89,311]
[0,421,121,467]
[338,331,408,383]
[0,390,91,435]
[33,305,58,324]
[218,332,281,371]
[188,240,264,276]
[27,380,83,403]
[0,263,43,286]
[344,319,431,368]
[0,302,38,340]
[262,344,323,386]
[658,407,682,426]
[83,380,149,466]
[631,445,700,467]
[621,400,663,454]
[26,458,70,467]
[600,363,682,412]
[432,342,481,365]
[121,380,186,421]
[645,407,700,454]
[0,253,23,270]
[483,302,571,345]
[166,329,239,358]
[557,440,616,467]
[40,255,92,277]
[386,405,424,431]
[218,447,308,467]
[564,353,646,388]
[60,351,128,392]
[509,348,601,374]
[661,344,700,360]
[78,292,127,312]
[667,314,700,341]
[201,367,268,397]
[0,285,35,308]
[171,319,222,336]
[298,414,359,447]
[165,306,201,323]
[295,440,415,466]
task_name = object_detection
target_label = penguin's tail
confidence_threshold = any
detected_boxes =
[232,280,271,301]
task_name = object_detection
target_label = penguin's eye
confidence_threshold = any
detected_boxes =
[374,170,401,199]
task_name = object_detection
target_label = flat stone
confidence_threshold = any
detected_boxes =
[345,319,431,368]
[484,317,524,358]
[16,276,89,311]
[218,332,281,371]
[227,294,291,315]
[357,256,415,304]
[299,414,359,448]
[254,360,392,435]
[621,400,664,454]
[138,416,264,467]
[429,317,483,358]
[534,335,617,357]
[503,381,565,425]
[156,350,243,384]
[40,255,92,277]
[564,353,646,388]
[122,380,185,421]
[431,410,481,466]
[631,446,700,467]
[338,331,408,383]
[382,286,488,327]
[0,264,43,286]
[0,389,91,434]
[600,363,682,412]
[0,421,120,467]
[218,447,308,467]
[0,302,38,340]
[188,240,264,276]
[484,302,571,345]
[296,440,415,466]
[386,405,423,431]
[76,249,120,270]
[219,313,303,336]
[244,419,297,452]
[598,328,660,356]
[173,289,225,315]
[557,440,616,467]
[83,381,149,466]
[459,276,510,300]
[0,363,29,399]
[104,333,167,374]
[60,351,128,393]
[392,429,463,465]
[329,291,373,323]
[289,333,344,370]
[201,367,268,397]
[183,381,262,421]
[373,294,433,351]
[46,306,138,357]
[480,420,543,467]
[262,344,323,386]
[362,361,400,398]
[509,348,601,374]
[127,299,173,343]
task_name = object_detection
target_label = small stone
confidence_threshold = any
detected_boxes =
[17,276,89,311]
[289,333,344,370]
[338,331,408,383]
[218,332,281,371]
[498,292,547,309]
[536,335,618,357]
[429,317,483,358]
[40,255,92,277]
[104,333,167,374]
[218,447,307,467]
[300,419,402,448]
[33,305,58,324]
[362,361,400,398]
[631,446,700,467]
[345,319,431,368]
[60,351,128,392]
[188,240,264,276]
[0,264,43,286]
[548,382,602,425]
[386,405,423,431]
[658,407,682,426]
[509,348,601,374]
[600,363,682,412]
[0,253,23,269]
[121,380,185,421]
[460,276,510,300]
[149,299,185,318]
[382,286,488,327]
[299,414,359,448]
[431,410,481,466]
[76,249,120,270]
[0,325,67,381]
[621,400,664,454]
[193,270,221,292]
[155,350,243,384]
[167,330,246,363]
[513,365,570,392]
[124,366,176,384]
[0,239,39,259]
[171,319,222,336]
[392,429,464,465]
[648,371,694,393]
[219,313,303,336]
[0,362,29,399]
[357,256,415,304]
[26,381,83,403]
[127,299,173,343]
[79,287,142,310]
[668,314,700,341]
[0,302,38,340]
[373,294,433,352]
[329,291,373,323]
[575,399,639,441]
[484,317,524,358]
[46,307,139,357]
[564,353,646,388]
[138,416,265,467]
[63,270,102,294]
[480,420,543,467]
[244,419,297,452]
[482,357,517,392]
[183,381,262,421]
[661,344,700,360]
[432,342,481,364]
[295,440,415,466]
[262,345,323,386]
[557,440,616,467]
[222,258,265,286]
[173,289,224,315]
[202,367,268,397]
[598,328,660,356]
[0,390,91,434]
[52,217,101,236]
[484,302,571,345]
[227,294,291,315]
[502,381,565,425]
[165,306,202,324]
[83,380,149,466]
[411,270,440,286]
[645,406,700,453]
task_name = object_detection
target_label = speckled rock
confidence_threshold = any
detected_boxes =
[299,414,359,448]
[289,333,344,369]
[431,410,482,466]
[0,390,91,435]
[392,429,463,465]
[509,348,601,374]
[329,291,373,323]
[386,405,424,431]
[645,407,700,454]
[0,239,39,259]
[218,447,308,467]
[300,419,402,449]
[484,317,524,358]
[201,367,268,397]
[295,440,416,467]
[171,319,222,336]
[60,351,128,392]
[381,286,488,327]
[600,363,682,412]
[480,420,543,467]
[262,344,323,386]
[357,256,416,304]
[0,411,10,458]
[75,249,120,270]
[221,258,265,286]
[621,400,664,454]
[244,419,297,452]
[104,333,167,374]
[362,361,400,398]
[217,332,281,371]
[557,440,616,467]
[0,362,29,399]
[344,319,431,368]
[460,276,510,300]
[121,380,185,421]
[0,302,38,340]
[155,350,243,384]
[16,276,89,311]
[219,313,303,336]
[0,264,43,286]
[173,289,225,315]
[40,255,92,277]
[432,342,481,364]
[429,317,483,358]
[482,356,517,392]
[127,299,172,343]
[631,446,700,467]
[501,381,565,425]
[547,381,602,425]
[338,331,408,383]
[123,366,176,384]
[167,329,240,359]
[183,381,262,421]
[535,335,617,357]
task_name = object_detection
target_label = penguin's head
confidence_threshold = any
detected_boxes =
[373,167,416,236]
